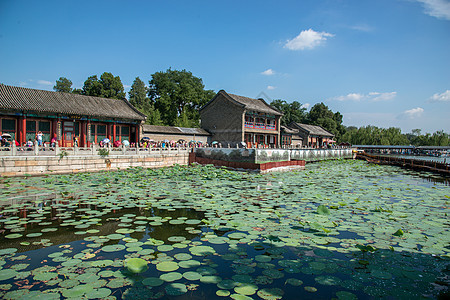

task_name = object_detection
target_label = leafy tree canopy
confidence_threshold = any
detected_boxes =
[129,77,163,125]
[82,72,126,99]
[306,102,345,140]
[53,77,73,93]
[148,69,215,127]
[270,100,307,127]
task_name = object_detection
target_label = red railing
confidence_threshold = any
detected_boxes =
[244,122,276,130]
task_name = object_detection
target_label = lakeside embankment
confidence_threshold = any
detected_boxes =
[0,145,353,177]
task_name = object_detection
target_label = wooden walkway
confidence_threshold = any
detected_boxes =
[356,153,449,177]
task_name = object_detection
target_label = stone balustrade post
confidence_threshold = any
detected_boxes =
[11,142,17,156]
[34,141,39,156]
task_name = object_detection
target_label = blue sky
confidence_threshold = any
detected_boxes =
[1,0,449,133]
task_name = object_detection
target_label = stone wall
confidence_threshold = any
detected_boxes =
[193,148,353,164]
[200,94,244,146]
[0,153,189,177]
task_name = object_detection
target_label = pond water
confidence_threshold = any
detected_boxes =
[0,161,448,299]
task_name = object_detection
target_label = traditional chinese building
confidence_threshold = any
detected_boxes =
[199,90,283,147]
[142,125,211,144]
[287,122,335,148]
[0,84,146,147]
[280,125,304,147]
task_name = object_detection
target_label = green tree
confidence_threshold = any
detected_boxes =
[128,77,163,125]
[82,72,125,99]
[129,77,148,108]
[148,69,215,126]
[99,72,126,99]
[341,126,409,145]
[53,77,73,93]
[82,75,103,97]
[307,102,345,140]
[270,100,307,126]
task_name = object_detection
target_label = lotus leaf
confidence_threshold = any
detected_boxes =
[178,260,201,268]
[142,277,164,287]
[85,288,111,299]
[0,269,18,281]
[156,261,179,272]
[183,271,202,280]
[160,271,182,282]
[256,288,284,300]
[165,282,187,296]
[217,289,231,296]
[200,275,222,284]
[189,245,215,256]
[101,244,126,252]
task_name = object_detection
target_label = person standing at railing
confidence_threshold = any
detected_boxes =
[51,134,58,147]
[36,131,43,147]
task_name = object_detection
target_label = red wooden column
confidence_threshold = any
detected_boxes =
[51,119,58,144]
[86,121,91,147]
[107,124,112,142]
[19,115,26,145]
[135,124,140,144]
[112,123,117,143]
[80,120,86,147]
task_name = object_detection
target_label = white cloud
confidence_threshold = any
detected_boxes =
[261,69,275,76]
[284,29,334,50]
[429,89,450,102]
[36,80,52,86]
[302,103,310,109]
[335,93,364,101]
[402,107,424,119]
[332,92,396,102]
[267,85,276,90]
[416,0,450,20]
[19,79,52,87]
[368,92,397,101]
[348,24,374,32]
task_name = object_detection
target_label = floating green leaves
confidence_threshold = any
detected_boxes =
[393,229,404,237]
[125,258,148,274]
[0,160,448,300]
[156,261,179,272]
[317,205,331,215]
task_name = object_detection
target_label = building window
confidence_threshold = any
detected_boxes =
[116,125,130,141]
[90,124,107,144]
[26,120,51,144]
[1,118,16,141]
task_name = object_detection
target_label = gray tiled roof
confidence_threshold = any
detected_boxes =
[281,125,299,134]
[143,125,210,135]
[225,91,283,115]
[0,84,146,121]
[200,90,283,116]
[290,122,334,137]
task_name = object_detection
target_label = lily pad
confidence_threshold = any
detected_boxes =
[126,258,148,274]
[160,272,182,282]
[156,261,179,272]
[165,283,187,296]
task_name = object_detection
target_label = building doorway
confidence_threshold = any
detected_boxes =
[63,121,74,147]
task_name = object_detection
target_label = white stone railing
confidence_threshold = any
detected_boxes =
[0,141,190,157]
